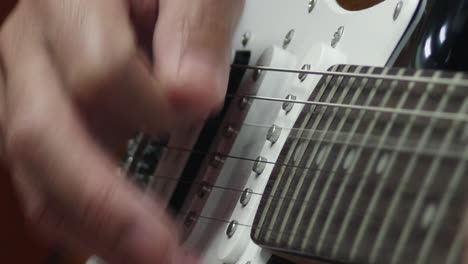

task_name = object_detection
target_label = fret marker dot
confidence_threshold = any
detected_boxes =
[421,204,437,229]
[344,150,355,170]
[376,154,389,174]
[317,146,328,165]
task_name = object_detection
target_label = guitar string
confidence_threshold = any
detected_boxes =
[142,117,467,196]
[225,94,468,123]
[230,64,468,87]
[226,64,468,121]
[143,142,465,210]
[158,120,467,164]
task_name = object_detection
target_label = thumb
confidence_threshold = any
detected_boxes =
[153,0,244,119]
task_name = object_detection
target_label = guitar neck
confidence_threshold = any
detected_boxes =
[252,64,468,264]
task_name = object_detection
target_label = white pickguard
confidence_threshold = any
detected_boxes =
[184,1,422,264]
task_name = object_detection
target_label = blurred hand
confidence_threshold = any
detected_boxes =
[0,0,243,263]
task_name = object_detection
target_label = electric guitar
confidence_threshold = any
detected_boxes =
[2,0,467,264]
[113,0,468,264]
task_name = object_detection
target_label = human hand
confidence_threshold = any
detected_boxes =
[0,0,243,263]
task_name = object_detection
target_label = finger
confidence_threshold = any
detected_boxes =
[78,53,177,144]
[36,0,136,91]
[12,164,161,262]
[2,40,191,264]
[153,0,244,118]
[36,0,177,137]
[129,0,158,55]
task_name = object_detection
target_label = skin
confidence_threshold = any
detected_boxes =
[0,0,244,263]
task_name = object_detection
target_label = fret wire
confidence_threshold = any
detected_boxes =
[263,65,346,243]
[253,67,335,240]
[229,94,468,123]
[258,94,320,242]
[316,67,394,255]
[231,64,468,87]
[350,70,426,259]
[370,72,453,262]
[332,68,406,256]
[284,65,361,248]
[445,222,465,264]
[274,65,361,246]
[367,71,439,260]
[302,66,377,251]
[415,108,468,263]
[281,66,366,247]
[417,91,468,263]
[391,73,466,263]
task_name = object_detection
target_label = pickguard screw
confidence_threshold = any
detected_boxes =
[267,125,282,144]
[308,0,318,13]
[283,94,297,113]
[241,31,251,47]
[226,220,239,238]
[283,29,295,49]
[253,156,268,175]
[393,1,403,21]
[331,26,345,48]
[298,64,311,82]
[240,188,253,207]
